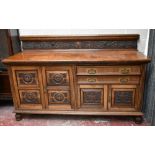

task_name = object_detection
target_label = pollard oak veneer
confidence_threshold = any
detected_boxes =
[2,49,150,123]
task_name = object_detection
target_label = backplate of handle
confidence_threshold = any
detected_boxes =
[88,69,96,74]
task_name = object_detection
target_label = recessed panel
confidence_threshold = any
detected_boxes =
[114,91,134,105]
[82,89,102,105]
[16,70,39,87]
[46,71,69,86]
[19,90,41,104]
[48,90,70,104]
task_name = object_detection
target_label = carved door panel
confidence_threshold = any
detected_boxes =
[42,66,75,110]
[18,89,42,110]
[108,85,139,111]
[78,85,107,111]
[12,66,44,110]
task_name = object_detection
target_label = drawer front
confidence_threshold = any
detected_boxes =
[77,76,140,84]
[77,66,141,75]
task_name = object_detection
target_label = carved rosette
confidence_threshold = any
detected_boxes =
[21,91,40,104]
[83,89,102,105]
[17,71,38,85]
[47,72,68,86]
[114,91,133,105]
[49,91,70,104]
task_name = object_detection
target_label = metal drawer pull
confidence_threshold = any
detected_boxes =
[87,78,96,82]
[121,68,130,74]
[88,69,96,74]
[120,78,129,83]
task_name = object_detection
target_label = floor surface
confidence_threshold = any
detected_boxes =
[0,101,150,126]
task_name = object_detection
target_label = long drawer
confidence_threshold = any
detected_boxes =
[77,76,140,84]
[77,66,141,75]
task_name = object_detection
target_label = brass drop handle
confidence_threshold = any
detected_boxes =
[120,78,129,83]
[121,68,130,74]
[88,69,96,75]
[87,78,96,82]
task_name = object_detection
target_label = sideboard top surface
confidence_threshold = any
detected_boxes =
[2,49,151,65]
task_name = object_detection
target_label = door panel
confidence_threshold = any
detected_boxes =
[18,89,43,110]
[108,85,139,111]
[48,90,70,104]
[42,66,75,110]
[16,70,39,87]
[11,66,45,110]
[46,71,69,86]
[78,85,107,111]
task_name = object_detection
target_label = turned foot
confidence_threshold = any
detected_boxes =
[15,113,22,121]
[134,116,143,124]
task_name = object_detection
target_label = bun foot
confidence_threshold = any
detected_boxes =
[15,113,22,121]
[134,116,143,124]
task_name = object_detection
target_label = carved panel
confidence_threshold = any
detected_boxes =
[114,91,133,105]
[82,89,102,105]
[48,90,70,104]
[22,40,137,50]
[19,90,40,104]
[46,71,69,86]
[16,71,38,86]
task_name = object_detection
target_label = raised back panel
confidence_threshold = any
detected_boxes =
[20,35,139,50]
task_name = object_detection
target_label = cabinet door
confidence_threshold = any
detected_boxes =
[12,66,44,110]
[78,85,107,111]
[42,66,75,110]
[108,85,139,111]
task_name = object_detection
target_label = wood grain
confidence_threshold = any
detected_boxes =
[20,34,139,41]
[2,49,151,65]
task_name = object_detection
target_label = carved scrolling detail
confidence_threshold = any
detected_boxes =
[21,91,40,104]
[49,91,70,104]
[17,71,38,85]
[22,40,137,49]
[114,91,133,104]
[47,72,68,86]
[83,89,102,105]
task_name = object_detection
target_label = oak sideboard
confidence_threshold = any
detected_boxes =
[2,48,150,123]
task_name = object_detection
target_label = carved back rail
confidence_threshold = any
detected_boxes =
[20,35,139,50]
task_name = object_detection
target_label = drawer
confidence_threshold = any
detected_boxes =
[77,66,141,75]
[77,76,140,84]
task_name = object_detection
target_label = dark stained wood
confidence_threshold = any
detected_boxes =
[2,49,151,65]
[0,71,12,100]
[20,35,139,50]
[20,34,139,41]
[0,29,21,101]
